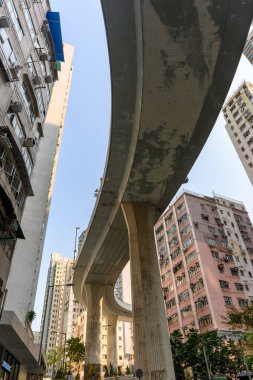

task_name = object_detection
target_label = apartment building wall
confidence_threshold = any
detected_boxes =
[62,263,85,340]
[5,44,74,323]
[121,262,134,367]
[223,81,253,186]
[0,0,57,314]
[155,190,253,337]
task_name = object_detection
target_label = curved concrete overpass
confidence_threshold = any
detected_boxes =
[74,0,253,378]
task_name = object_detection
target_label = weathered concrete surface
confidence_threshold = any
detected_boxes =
[106,314,118,368]
[122,203,175,380]
[85,284,104,364]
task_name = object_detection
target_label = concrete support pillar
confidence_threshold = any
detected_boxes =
[84,284,104,380]
[122,202,175,380]
[106,314,118,370]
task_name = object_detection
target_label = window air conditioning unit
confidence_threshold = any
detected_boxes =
[9,66,20,81]
[44,75,52,83]
[39,53,48,62]
[23,137,35,148]
[9,101,23,113]
[0,16,12,28]
[0,131,12,148]
[32,75,42,85]
[9,219,19,232]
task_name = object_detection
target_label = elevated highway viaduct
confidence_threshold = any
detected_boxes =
[73,1,253,379]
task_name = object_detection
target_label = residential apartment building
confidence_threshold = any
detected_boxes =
[0,2,73,379]
[41,252,84,378]
[116,263,134,369]
[222,81,253,186]
[42,253,84,352]
[155,190,253,338]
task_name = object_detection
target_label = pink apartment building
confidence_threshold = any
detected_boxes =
[155,190,253,338]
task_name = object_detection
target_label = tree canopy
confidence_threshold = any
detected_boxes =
[170,329,244,379]
[65,337,85,369]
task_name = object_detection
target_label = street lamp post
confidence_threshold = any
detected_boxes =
[73,227,80,262]
[35,283,74,380]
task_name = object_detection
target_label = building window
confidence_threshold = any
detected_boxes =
[211,251,219,259]
[198,314,212,328]
[7,0,24,41]
[245,284,249,291]
[219,280,229,289]
[224,296,233,306]
[167,224,176,236]
[190,278,204,293]
[240,270,244,276]
[201,214,209,221]
[245,154,249,160]
[176,203,185,215]
[181,305,192,318]
[238,298,248,307]
[185,250,197,264]
[22,147,32,175]
[20,83,36,125]
[217,264,224,273]
[235,283,244,291]
[166,298,176,310]
[208,226,215,233]
[9,114,24,138]
[181,224,191,237]
[230,267,239,276]
[168,313,178,325]
[171,248,181,261]
[0,29,17,66]
[178,290,189,303]
[35,88,45,121]
[20,0,35,38]
[195,296,208,310]
[178,213,188,225]
[183,236,193,250]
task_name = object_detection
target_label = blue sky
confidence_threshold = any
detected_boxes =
[33,1,253,330]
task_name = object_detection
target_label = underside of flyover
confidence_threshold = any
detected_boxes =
[74,1,253,379]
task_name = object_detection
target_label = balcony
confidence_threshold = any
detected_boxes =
[0,127,33,196]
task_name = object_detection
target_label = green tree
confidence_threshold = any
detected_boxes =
[170,329,244,379]
[226,303,253,358]
[25,310,36,327]
[170,330,186,377]
[226,303,253,330]
[47,347,64,367]
[65,337,85,375]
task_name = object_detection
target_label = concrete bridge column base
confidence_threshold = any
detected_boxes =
[106,314,118,373]
[122,202,175,380]
[84,284,104,380]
